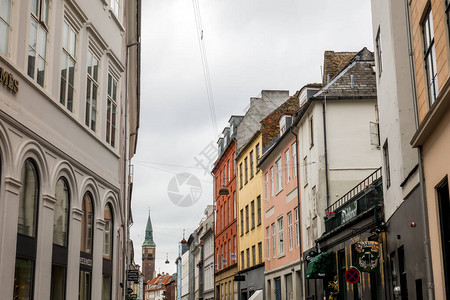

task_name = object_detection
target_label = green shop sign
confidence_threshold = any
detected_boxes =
[354,241,380,273]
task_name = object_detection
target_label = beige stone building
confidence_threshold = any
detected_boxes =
[0,0,140,299]
[407,0,450,298]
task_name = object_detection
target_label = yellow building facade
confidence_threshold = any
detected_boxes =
[236,132,265,297]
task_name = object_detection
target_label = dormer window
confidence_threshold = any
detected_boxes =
[279,115,292,135]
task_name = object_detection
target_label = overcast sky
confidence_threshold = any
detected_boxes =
[130,0,374,275]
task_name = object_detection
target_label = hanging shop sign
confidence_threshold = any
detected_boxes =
[354,241,380,272]
[341,201,357,223]
[0,67,19,94]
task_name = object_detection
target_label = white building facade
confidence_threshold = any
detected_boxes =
[0,0,140,299]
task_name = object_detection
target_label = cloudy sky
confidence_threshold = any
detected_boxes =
[130,0,374,275]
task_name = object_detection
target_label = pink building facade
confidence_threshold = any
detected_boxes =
[259,115,302,300]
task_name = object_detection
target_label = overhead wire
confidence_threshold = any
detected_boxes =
[192,0,218,139]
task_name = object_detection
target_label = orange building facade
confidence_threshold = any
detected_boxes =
[408,0,450,298]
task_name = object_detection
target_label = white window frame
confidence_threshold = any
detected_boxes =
[0,0,11,55]
[270,167,274,197]
[292,143,297,177]
[106,73,118,147]
[285,149,290,183]
[28,0,49,87]
[295,207,300,247]
[271,223,276,258]
[60,20,77,112]
[266,227,270,260]
[423,8,439,106]
[287,212,293,251]
[85,49,99,131]
[276,157,282,193]
[277,216,285,256]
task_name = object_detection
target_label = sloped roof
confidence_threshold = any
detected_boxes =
[316,48,376,98]
[323,51,358,84]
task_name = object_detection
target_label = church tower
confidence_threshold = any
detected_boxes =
[142,208,156,283]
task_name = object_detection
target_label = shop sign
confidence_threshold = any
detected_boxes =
[79,257,92,266]
[354,241,380,272]
[341,201,357,223]
[0,67,19,94]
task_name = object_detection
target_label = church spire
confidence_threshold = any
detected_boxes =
[142,207,156,247]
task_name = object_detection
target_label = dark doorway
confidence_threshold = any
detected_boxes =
[437,178,450,299]
[274,277,281,300]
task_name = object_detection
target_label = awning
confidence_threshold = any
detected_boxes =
[305,252,335,279]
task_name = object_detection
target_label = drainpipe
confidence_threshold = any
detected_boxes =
[404,0,434,298]
[290,125,303,299]
[322,96,330,207]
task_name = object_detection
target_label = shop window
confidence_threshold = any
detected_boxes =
[81,193,94,253]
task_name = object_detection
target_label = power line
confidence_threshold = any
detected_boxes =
[192,0,218,139]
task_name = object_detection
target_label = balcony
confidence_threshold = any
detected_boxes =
[324,168,382,233]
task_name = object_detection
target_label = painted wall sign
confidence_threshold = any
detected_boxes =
[79,257,93,266]
[354,241,380,272]
[0,67,19,94]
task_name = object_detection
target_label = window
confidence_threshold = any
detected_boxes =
[244,157,248,183]
[246,248,250,269]
[309,116,314,147]
[266,227,270,260]
[295,207,300,247]
[375,28,382,74]
[28,0,48,87]
[106,74,118,147]
[241,251,244,269]
[256,143,260,171]
[383,140,391,188]
[51,265,66,300]
[258,242,263,264]
[60,21,76,111]
[251,200,255,229]
[227,160,230,181]
[265,172,269,200]
[233,191,236,219]
[234,236,237,260]
[228,198,230,225]
[276,157,282,193]
[292,144,297,177]
[54,178,70,246]
[79,270,92,300]
[252,245,256,266]
[270,167,274,197]
[240,209,244,236]
[81,193,94,254]
[103,204,113,259]
[437,178,450,298]
[15,159,40,300]
[0,0,11,55]
[86,50,99,131]
[423,8,439,105]
[245,205,249,233]
[257,196,261,226]
[224,201,227,227]
[233,153,236,175]
[224,242,227,267]
[285,149,290,183]
[287,212,293,250]
[239,163,243,188]
[223,166,226,185]
[111,0,120,17]
[303,156,308,186]
[102,276,112,300]
[250,150,254,178]
[277,217,285,255]
[272,223,276,258]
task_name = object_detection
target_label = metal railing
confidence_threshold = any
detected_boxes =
[325,167,382,214]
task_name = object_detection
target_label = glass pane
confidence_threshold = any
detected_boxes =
[62,21,68,50]
[29,19,37,49]
[68,58,75,85]
[53,178,69,246]
[37,56,45,87]
[87,51,92,75]
[428,10,434,40]
[18,160,39,237]
[60,53,67,79]
[108,74,112,96]
[92,85,97,107]
[60,77,66,105]
[91,108,96,131]
[67,85,73,112]
[103,205,112,259]
[69,28,76,57]
[79,271,92,300]
[31,0,38,16]
[0,0,11,22]
[38,27,46,58]
[81,193,93,253]
[42,0,49,25]
[27,47,36,78]
[0,21,8,54]
[86,79,91,102]
[101,276,111,300]
[13,258,34,300]
[112,80,117,101]
[50,265,66,300]
[93,57,98,81]
[85,101,90,127]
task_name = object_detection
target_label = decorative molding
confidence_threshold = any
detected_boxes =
[64,0,88,32]
[43,194,58,209]
[73,208,84,221]
[96,218,106,230]
[4,176,21,194]
[107,49,125,75]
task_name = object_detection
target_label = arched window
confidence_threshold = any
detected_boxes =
[50,177,70,300]
[53,178,69,246]
[103,204,113,259]
[102,203,113,300]
[14,159,40,300]
[81,192,93,254]
[80,192,94,300]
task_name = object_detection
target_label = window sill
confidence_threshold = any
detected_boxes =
[108,8,125,32]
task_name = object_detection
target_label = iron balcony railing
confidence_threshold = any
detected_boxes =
[324,167,383,233]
